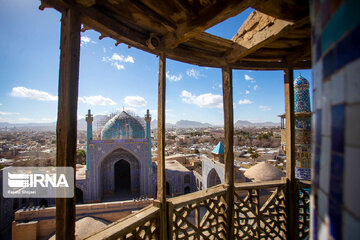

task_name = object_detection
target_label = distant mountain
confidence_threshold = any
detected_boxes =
[151,120,176,129]
[175,120,212,128]
[235,120,280,127]
[0,114,108,131]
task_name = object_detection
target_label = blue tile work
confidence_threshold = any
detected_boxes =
[294,75,311,113]
[310,0,360,239]
[101,111,145,140]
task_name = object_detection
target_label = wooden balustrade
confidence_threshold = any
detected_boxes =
[234,179,287,239]
[84,180,310,239]
[83,205,160,240]
[298,180,311,240]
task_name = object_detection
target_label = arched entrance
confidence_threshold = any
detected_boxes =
[114,160,131,193]
[207,169,221,188]
[75,188,84,204]
[184,186,191,194]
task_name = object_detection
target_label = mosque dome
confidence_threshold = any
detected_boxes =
[101,111,145,140]
[294,74,309,87]
[244,162,284,182]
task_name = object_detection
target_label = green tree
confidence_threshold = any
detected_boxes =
[76,150,86,165]
[250,152,259,161]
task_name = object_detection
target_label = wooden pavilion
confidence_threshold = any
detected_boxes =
[40,0,311,239]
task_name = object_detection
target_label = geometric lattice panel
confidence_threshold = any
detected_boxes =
[234,185,287,239]
[123,214,160,239]
[298,181,310,240]
[170,193,228,239]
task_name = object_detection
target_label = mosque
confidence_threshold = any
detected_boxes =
[75,109,195,203]
[279,74,312,180]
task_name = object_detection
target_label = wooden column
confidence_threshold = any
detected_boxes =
[56,8,81,240]
[157,53,168,240]
[284,68,299,239]
[222,67,234,239]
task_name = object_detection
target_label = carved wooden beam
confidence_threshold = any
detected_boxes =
[162,0,249,48]
[226,17,309,63]
[251,0,309,22]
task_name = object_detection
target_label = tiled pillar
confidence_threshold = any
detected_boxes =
[310,0,360,239]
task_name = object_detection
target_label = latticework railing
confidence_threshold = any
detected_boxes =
[83,205,160,240]
[168,185,228,239]
[233,180,287,239]
[84,179,311,239]
[298,180,311,240]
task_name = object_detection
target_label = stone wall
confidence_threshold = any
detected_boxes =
[12,200,151,240]
[310,0,360,239]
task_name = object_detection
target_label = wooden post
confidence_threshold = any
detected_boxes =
[55,8,81,240]
[157,53,168,240]
[284,68,299,239]
[222,67,234,239]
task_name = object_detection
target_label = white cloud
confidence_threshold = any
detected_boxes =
[0,103,2,106]
[102,53,134,70]
[244,74,254,81]
[124,96,147,107]
[244,74,256,83]
[245,90,250,95]
[254,85,258,90]
[10,87,58,101]
[166,71,182,82]
[110,53,134,63]
[79,95,116,106]
[0,111,19,115]
[80,36,96,46]
[186,68,204,79]
[181,90,223,108]
[113,62,124,70]
[259,105,271,111]
[238,99,253,105]
[218,84,222,88]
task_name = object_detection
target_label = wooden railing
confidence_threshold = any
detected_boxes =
[298,180,311,240]
[168,184,228,239]
[84,205,160,239]
[84,179,311,240]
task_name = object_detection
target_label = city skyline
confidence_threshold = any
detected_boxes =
[0,0,312,125]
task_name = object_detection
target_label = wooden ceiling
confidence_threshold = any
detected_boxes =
[41,0,311,70]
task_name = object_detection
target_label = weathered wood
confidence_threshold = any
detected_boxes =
[162,0,249,48]
[157,52,168,240]
[168,184,227,207]
[284,68,299,240]
[222,67,234,239]
[234,179,286,190]
[56,7,81,240]
[227,16,309,63]
[251,0,309,22]
[83,205,159,240]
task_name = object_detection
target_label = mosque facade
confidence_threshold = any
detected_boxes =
[280,74,312,180]
[75,110,153,203]
[76,109,196,203]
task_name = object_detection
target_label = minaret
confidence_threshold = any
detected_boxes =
[144,109,152,173]
[294,74,312,180]
[85,109,93,171]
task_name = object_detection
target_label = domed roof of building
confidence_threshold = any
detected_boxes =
[50,217,110,239]
[244,162,284,182]
[212,141,224,155]
[294,74,309,87]
[101,111,145,140]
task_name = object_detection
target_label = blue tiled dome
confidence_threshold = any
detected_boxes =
[101,111,145,140]
[294,74,309,87]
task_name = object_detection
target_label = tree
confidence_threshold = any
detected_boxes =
[76,150,86,165]
[250,152,259,161]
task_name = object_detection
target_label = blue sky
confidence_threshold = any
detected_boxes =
[0,0,312,125]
